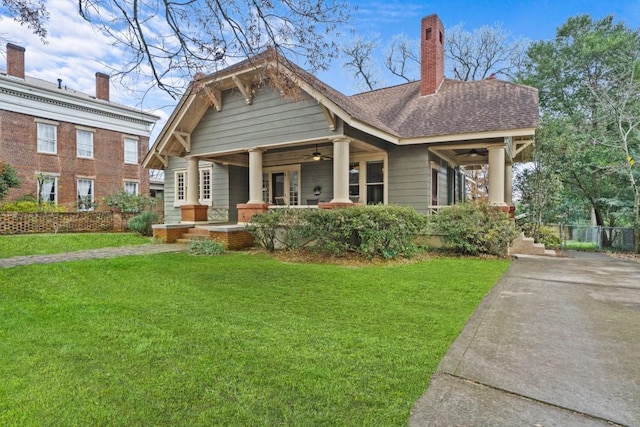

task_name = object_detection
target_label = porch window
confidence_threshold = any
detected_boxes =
[349,162,360,202]
[349,157,386,204]
[199,167,212,205]
[431,168,439,206]
[262,166,300,206]
[175,171,186,205]
[366,161,384,205]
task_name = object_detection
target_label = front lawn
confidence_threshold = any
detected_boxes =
[0,233,152,258]
[0,252,508,425]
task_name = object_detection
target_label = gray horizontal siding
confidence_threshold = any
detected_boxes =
[387,145,429,213]
[228,166,248,222]
[163,156,187,224]
[301,161,333,203]
[190,85,337,155]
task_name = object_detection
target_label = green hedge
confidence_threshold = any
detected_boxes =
[249,205,429,259]
[431,202,518,256]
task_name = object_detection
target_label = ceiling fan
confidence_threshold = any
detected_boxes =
[458,148,487,157]
[306,144,332,161]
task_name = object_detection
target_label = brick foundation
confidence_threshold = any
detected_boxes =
[180,205,209,222]
[236,202,270,223]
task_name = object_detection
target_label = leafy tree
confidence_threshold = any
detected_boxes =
[520,15,640,251]
[1,0,350,98]
[0,160,20,201]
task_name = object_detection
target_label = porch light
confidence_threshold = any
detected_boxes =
[312,152,322,161]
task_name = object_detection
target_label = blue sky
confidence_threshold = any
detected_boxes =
[1,0,639,140]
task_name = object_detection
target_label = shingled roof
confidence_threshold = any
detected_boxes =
[349,78,539,139]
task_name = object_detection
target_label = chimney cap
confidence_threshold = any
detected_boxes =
[6,43,25,52]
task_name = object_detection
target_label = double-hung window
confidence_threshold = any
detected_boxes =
[124,181,139,195]
[175,171,186,205]
[199,168,212,205]
[124,138,138,164]
[77,178,94,211]
[37,175,58,204]
[348,156,387,205]
[76,129,94,158]
[37,122,57,154]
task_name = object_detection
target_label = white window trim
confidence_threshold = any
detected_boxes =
[124,137,139,164]
[262,164,302,206]
[36,173,59,205]
[124,180,139,195]
[199,166,213,206]
[349,154,387,205]
[174,170,187,207]
[430,161,446,208]
[36,121,58,155]
[174,167,215,207]
[77,177,95,211]
[76,128,94,159]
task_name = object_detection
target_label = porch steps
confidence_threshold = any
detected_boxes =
[510,233,556,257]
[175,227,211,244]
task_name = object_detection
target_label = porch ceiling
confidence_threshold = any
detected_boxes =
[195,139,384,168]
[429,135,534,167]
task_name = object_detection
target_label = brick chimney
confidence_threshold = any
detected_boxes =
[6,43,25,79]
[420,14,445,96]
[95,72,110,101]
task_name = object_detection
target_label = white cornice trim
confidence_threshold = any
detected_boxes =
[0,78,159,136]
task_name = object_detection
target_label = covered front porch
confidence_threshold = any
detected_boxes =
[175,136,389,224]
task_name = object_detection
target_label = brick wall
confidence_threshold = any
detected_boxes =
[0,110,149,211]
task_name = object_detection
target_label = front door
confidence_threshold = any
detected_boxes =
[272,172,285,204]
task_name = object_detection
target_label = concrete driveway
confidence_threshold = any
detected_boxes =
[410,252,640,426]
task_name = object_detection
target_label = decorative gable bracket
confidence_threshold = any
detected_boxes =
[319,103,337,131]
[232,76,253,105]
[174,131,191,153]
[203,86,222,111]
[153,152,168,168]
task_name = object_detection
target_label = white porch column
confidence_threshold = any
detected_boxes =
[504,163,513,206]
[488,145,506,206]
[330,137,352,204]
[186,156,200,205]
[248,149,264,204]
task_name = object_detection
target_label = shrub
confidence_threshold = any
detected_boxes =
[432,202,519,256]
[189,239,225,255]
[0,160,20,201]
[536,226,562,249]
[0,200,66,212]
[249,205,429,259]
[103,192,155,213]
[128,211,158,236]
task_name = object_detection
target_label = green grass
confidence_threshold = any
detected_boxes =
[0,233,152,258]
[563,240,599,251]
[0,253,509,425]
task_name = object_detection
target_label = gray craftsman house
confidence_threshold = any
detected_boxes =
[144,14,539,247]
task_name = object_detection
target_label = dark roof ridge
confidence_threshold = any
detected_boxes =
[350,80,419,97]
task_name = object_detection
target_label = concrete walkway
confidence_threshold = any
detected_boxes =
[0,244,186,268]
[410,252,640,426]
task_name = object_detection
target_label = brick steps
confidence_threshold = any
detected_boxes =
[175,227,211,244]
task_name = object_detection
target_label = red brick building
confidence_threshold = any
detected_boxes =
[0,43,159,211]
